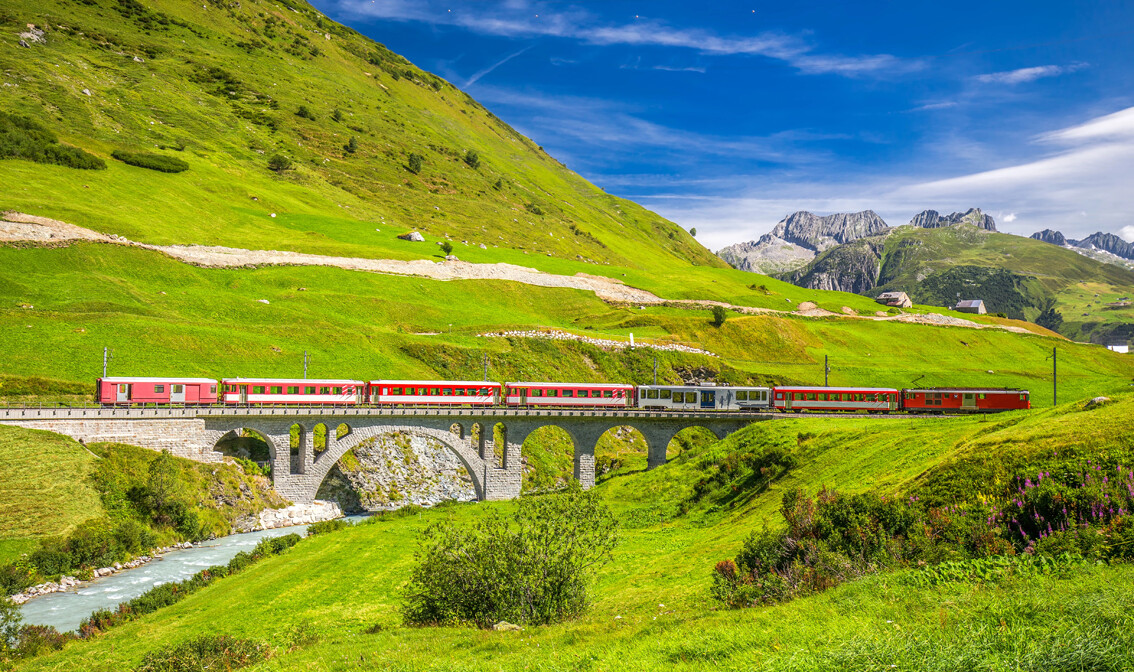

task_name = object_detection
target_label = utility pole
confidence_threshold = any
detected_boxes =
[102,347,113,377]
[824,355,830,387]
[1052,346,1057,407]
[303,351,308,379]
[483,354,488,382]
[653,356,657,385]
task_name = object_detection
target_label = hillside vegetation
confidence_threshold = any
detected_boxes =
[15,395,1134,671]
[0,0,717,271]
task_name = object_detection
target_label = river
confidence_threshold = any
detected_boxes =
[19,515,369,633]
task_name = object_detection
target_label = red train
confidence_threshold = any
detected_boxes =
[96,377,1030,413]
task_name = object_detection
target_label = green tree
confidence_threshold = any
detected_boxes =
[711,305,729,327]
[344,136,358,154]
[331,108,343,122]
[464,149,480,169]
[1036,307,1064,332]
[690,227,697,237]
[147,450,179,521]
[493,178,503,190]
[267,154,292,173]
[295,105,315,120]
[403,483,618,627]
[407,152,423,174]
[0,597,22,652]
[440,241,453,256]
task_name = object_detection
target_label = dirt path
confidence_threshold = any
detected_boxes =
[0,211,1033,334]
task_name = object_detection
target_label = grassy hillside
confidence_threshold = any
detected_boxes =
[787,224,1134,342]
[0,426,102,563]
[0,0,720,272]
[16,395,1134,670]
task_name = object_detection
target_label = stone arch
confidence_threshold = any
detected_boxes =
[666,425,722,460]
[313,422,329,457]
[208,426,278,481]
[289,423,306,475]
[449,422,465,440]
[593,425,651,482]
[304,424,489,503]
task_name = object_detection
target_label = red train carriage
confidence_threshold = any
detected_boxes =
[220,378,363,405]
[901,388,1030,413]
[368,380,501,406]
[504,382,634,408]
[772,386,899,413]
[97,377,218,405]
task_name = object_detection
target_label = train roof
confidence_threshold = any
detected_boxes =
[369,380,502,386]
[506,381,634,388]
[905,388,1029,394]
[100,377,217,383]
[774,386,899,392]
[221,378,363,385]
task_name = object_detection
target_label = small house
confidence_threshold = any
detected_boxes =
[1107,341,1130,354]
[875,291,912,309]
[954,299,986,315]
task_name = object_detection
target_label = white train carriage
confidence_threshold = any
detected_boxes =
[368,380,501,406]
[221,378,364,405]
[637,385,772,411]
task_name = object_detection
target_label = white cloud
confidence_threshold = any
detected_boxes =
[975,63,1085,85]
[657,106,1134,248]
[335,0,919,77]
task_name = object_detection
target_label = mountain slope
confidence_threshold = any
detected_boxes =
[0,0,720,271]
[717,210,888,274]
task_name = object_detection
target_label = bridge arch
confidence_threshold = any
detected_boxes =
[518,425,577,492]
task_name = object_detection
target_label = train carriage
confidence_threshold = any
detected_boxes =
[97,377,218,405]
[772,386,899,413]
[901,388,1030,413]
[637,385,772,411]
[368,380,501,406]
[221,378,363,405]
[504,382,634,408]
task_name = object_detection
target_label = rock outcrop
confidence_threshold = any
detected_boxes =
[717,210,889,274]
[1030,229,1067,246]
[237,501,343,531]
[1075,232,1134,261]
[783,238,887,294]
[909,208,997,231]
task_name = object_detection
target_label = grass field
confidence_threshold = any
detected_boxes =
[0,426,103,564]
[14,395,1134,671]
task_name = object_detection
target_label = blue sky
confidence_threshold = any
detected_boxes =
[313,0,1134,249]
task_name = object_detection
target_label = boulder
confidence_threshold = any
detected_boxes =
[493,621,522,631]
[1086,396,1112,408]
[398,231,425,242]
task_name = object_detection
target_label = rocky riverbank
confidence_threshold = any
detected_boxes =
[10,541,196,605]
[234,501,344,532]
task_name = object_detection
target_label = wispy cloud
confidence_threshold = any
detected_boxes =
[975,63,1086,85]
[335,0,919,77]
[464,46,532,88]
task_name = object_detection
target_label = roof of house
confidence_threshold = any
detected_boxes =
[877,291,908,298]
[955,300,985,308]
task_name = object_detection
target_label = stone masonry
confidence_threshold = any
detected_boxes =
[0,408,765,504]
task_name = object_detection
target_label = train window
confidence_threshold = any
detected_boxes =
[437,388,449,396]
[736,391,748,401]
[1020,394,1026,400]
[251,386,263,394]
[317,386,329,394]
[979,393,986,399]
[776,393,783,400]
[605,390,615,398]
[304,386,316,394]
[480,388,490,395]
[285,386,296,394]
[660,389,672,399]
[269,386,281,394]
[209,385,217,394]
[154,385,165,393]
[545,389,557,397]
[684,392,696,403]
[334,387,343,395]
[562,390,574,398]
[819,393,829,401]
[647,389,659,399]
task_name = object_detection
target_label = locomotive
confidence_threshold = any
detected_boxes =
[96,377,1031,413]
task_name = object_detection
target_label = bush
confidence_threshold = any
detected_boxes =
[344,136,357,154]
[134,635,266,672]
[407,152,422,174]
[403,483,618,627]
[331,108,343,122]
[524,202,543,216]
[295,105,316,121]
[0,564,35,597]
[267,154,292,172]
[464,149,479,168]
[710,305,728,327]
[110,150,189,173]
[690,227,697,237]
[439,241,453,256]
[0,112,106,170]
[13,624,75,658]
[306,519,351,536]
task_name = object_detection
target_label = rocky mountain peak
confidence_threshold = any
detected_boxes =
[767,210,890,252]
[1031,229,1068,246]
[909,208,996,231]
[1076,232,1134,261]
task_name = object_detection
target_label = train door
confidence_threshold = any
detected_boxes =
[700,390,715,409]
[784,393,792,411]
[519,388,528,406]
[961,393,976,411]
[116,384,129,403]
[889,394,898,412]
[239,385,248,404]
[171,384,185,403]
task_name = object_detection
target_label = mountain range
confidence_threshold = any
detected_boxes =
[1031,229,1134,266]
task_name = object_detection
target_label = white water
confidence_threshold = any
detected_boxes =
[19,515,368,633]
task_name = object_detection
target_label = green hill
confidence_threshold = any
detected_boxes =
[15,395,1134,671]
[0,0,718,270]
[785,225,1134,342]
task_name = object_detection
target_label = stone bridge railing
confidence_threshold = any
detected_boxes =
[0,407,771,503]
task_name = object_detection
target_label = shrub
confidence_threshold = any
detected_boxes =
[690,227,697,237]
[295,105,316,120]
[134,635,267,672]
[110,150,189,173]
[439,241,453,256]
[403,483,618,627]
[13,624,74,657]
[524,202,543,216]
[0,598,21,650]
[464,149,479,168]
[0,564,35,597]
[407,152,422,174]
[267,154,292,172]
[331,108,343,122]
[0,112,106,170]
[307,519,351,536]
[710,305,728,327]
[344,136,358,154]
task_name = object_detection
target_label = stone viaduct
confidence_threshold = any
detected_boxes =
[0,407,770,503]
